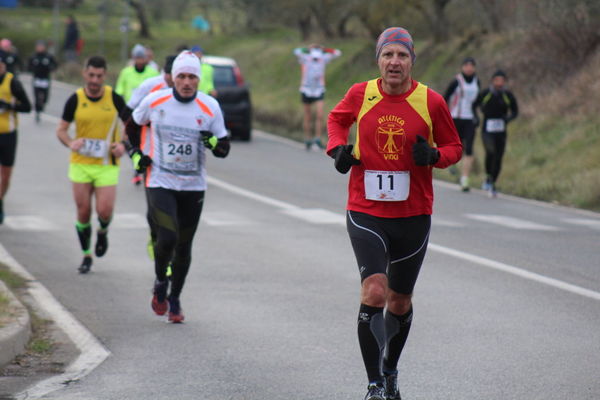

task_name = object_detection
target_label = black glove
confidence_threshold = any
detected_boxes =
[201,131,218,150]
[472,115,479,127]
[0,100,12,111]
[331,144,360,174]
[412,135,440,166]
[128,148,153,172]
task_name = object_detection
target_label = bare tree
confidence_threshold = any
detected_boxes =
[409,0,453,42]
[128,0,152,38]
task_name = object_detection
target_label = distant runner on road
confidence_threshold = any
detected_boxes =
[444,57,480,192]
[27,40,58,123]
[127,51,230,323]
[56,56,128,273]
[472,69,518,197]
[191,45,216,97]
[115,44,159,186]
[327,27,461,400]
[0,51,31,224]
[294,44,341,150]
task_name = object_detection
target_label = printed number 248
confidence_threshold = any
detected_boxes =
[168,144,193,155]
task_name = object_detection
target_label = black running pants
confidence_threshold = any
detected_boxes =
[482,130,507,183]
[146,187,204,299]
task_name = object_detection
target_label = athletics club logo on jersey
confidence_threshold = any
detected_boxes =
[376,115,406,160]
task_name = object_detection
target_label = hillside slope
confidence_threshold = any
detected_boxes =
[1,9,598,210]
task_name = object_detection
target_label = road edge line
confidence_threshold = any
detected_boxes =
[0,244,111,399]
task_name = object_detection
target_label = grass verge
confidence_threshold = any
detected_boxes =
[0,263,53,356]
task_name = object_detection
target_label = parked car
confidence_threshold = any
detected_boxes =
[203,55,252,141]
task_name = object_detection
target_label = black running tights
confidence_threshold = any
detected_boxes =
[146,187,204,299]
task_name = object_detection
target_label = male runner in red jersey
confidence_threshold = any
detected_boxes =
[327,27,462,400]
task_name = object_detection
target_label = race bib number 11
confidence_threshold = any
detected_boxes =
[364,170,410,201]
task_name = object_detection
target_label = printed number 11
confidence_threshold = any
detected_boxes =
[377,174,394,190]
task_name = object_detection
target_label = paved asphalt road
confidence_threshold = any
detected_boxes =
[0,76,598,399]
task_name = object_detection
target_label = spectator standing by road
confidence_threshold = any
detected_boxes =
[472,69,518,197]
[63,15,79,62]
[294,43,341,151]
[444,57,480,192]
[327,27,461,400]
[28,40,58,123]
[0,52,31,223]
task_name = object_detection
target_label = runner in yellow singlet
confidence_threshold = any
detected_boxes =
[0,51,31,223]
[56,56,128,273]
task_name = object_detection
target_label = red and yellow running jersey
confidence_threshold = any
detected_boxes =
[327,79,462,218]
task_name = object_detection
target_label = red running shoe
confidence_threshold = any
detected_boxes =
[151,280,168,316]
[131,174,143,186]
[168,296,185,323]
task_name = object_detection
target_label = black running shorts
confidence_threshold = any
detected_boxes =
[453,118,476,156]
[301,93,324,104]
[346,210,431,295]
[0,131,17,167]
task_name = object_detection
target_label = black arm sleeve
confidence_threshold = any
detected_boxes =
[10,78,31,113]
[61,93,78,122]
[212,137,231,158]
[443,79,459,103]
[50,55,58,71]
[507,91,518,122]
[112,91,128,122]
[472,90,484,116]
[120,105,134,122]
[125,117,143,149]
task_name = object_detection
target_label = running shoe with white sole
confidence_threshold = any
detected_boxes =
[460,175,470,192]
[78,256,92,274]
[168,296,185,323]
[364,383,385,400]
[151,280,169,315]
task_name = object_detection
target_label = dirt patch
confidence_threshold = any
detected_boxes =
[0,287,78,399]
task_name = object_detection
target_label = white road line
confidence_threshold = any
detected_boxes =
[207,175,600,302]
[0,244,111,400]
[562,217,600,230]
[207,176,298,211]
[428,243,600,301]
[3,215,60,231]
[432,218,465,228]
[202,211,255,226]
[282,208,346,224]
[465,213,560,231]
[110,212,149,229]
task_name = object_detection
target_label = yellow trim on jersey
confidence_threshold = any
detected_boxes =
[0,72,17,134]
[354,79,383,160]
[405,82,433,145]
[70,86,121,165]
